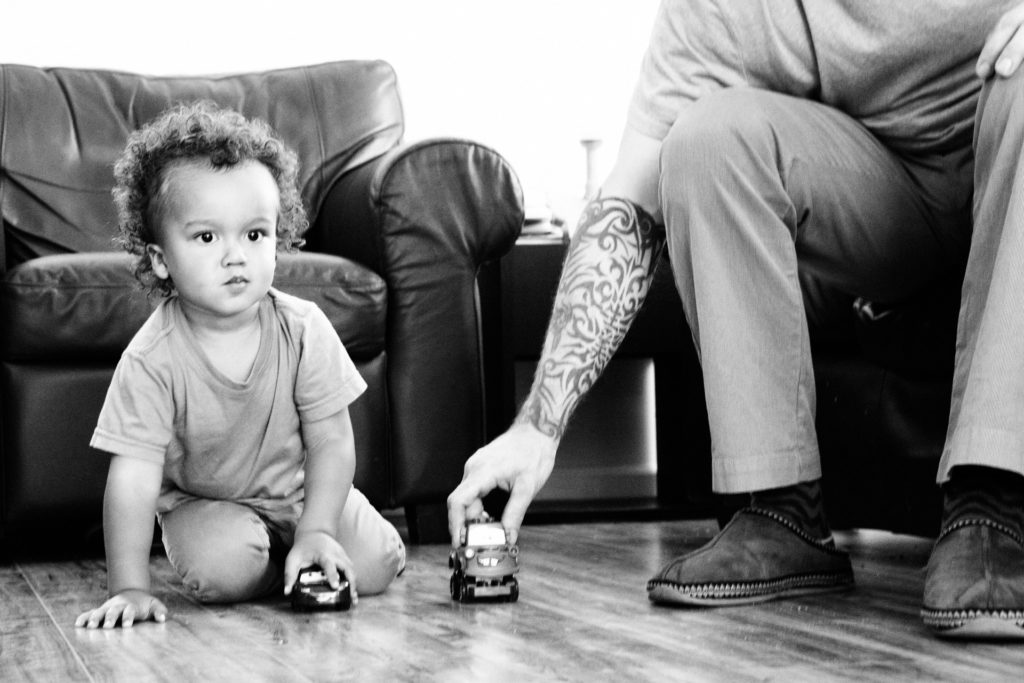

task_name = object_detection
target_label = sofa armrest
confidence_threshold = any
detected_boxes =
[307,138,524,506]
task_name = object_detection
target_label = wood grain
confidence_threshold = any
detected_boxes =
[0,565,90,682]
[5,520,1024,682]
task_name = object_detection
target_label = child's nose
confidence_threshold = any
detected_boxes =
[222,239,248,265]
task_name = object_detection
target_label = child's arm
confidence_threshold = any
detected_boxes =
[283,408,359,601]
[75,454,166,628]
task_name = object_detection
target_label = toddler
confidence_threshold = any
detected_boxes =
[76,101,404,629]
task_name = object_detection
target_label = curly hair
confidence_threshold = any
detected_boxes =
[112,100,307,297]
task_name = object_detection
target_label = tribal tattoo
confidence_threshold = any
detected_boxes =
[516,197,665,440]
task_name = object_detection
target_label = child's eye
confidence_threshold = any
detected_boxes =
[196,232,215,244]
[247,230,267,242]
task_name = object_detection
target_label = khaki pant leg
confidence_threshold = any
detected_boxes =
[660,87,970,493]
[335,487,405,595]
[940,69,1024,481]
[160,498,279,603]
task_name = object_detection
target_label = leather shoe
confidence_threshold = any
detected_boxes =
[647,507,854,606]
[921,518,1024,639]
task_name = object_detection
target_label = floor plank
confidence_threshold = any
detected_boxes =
[0,565,90,682]
[20,559,319,682]
[7,520,1024,681]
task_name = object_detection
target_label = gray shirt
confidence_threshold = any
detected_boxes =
[628,0,1016,155]
[92,289,366,520]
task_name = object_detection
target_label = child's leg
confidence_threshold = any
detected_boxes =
[160,498,281,603]
[336,487,405,595]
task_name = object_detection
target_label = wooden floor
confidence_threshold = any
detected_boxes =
[3,517,1024,682]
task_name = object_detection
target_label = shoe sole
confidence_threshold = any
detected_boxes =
[922,609,1024,640]
[648,573,855,607]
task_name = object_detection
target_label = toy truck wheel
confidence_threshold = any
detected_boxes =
[450,574,459,601]
[455,578,468,602]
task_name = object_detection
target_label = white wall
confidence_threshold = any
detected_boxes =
[3,0,659,215]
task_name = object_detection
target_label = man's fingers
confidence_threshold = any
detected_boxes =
[447,489,469,547]
[447,476,491,545]
[995,30,1024,77]
[501,486,533,546]
[448,497,486,545]
[979,8,1024,78]
[979,25,1017,77]
[448,426,556,545]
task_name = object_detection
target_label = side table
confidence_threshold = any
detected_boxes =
[483,234,715,517]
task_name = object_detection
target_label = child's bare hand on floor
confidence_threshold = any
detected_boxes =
[75,589,168,629]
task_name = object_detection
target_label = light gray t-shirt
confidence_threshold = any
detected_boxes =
[91,288,366,521]
[628,0,1016,155]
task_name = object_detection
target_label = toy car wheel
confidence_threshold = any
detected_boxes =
[464,584,476,602]
[450,574,459,601]
[508,580,519,603]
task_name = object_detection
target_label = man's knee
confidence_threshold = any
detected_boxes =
[977,67,1024,150]
[660,87,783,184]
[980,65,1024,112]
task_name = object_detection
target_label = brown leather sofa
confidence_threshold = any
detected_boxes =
[0,60,524,554]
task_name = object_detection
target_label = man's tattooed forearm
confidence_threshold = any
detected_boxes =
[517,197,664,439]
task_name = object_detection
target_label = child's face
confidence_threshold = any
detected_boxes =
[147,160,279,327]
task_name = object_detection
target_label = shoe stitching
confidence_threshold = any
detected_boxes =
[741,507,849,556]
[937,517,1024,546]
[645,508,853,599]
[924,519,1024,630]
[921,607,1024,630]
[647,571,853,599]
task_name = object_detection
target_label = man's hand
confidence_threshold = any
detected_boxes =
[75,589,167,629]
[283,530,358,604]
[978,3,1024,78]
[447,195,662,549]
[447,424,557,547]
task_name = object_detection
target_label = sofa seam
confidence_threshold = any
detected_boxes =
[0,64,8,274]
[302,67,327,225]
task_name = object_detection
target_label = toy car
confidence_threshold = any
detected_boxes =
[449,516,519,602]
[291,564,351,611]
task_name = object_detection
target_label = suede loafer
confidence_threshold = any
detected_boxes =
[647,507,854,607]
[921,518,1024,639]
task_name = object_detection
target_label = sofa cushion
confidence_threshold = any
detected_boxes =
[0,61,403,268]
[0,251,386,361]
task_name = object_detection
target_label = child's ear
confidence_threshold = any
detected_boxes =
[147,244,170,280]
